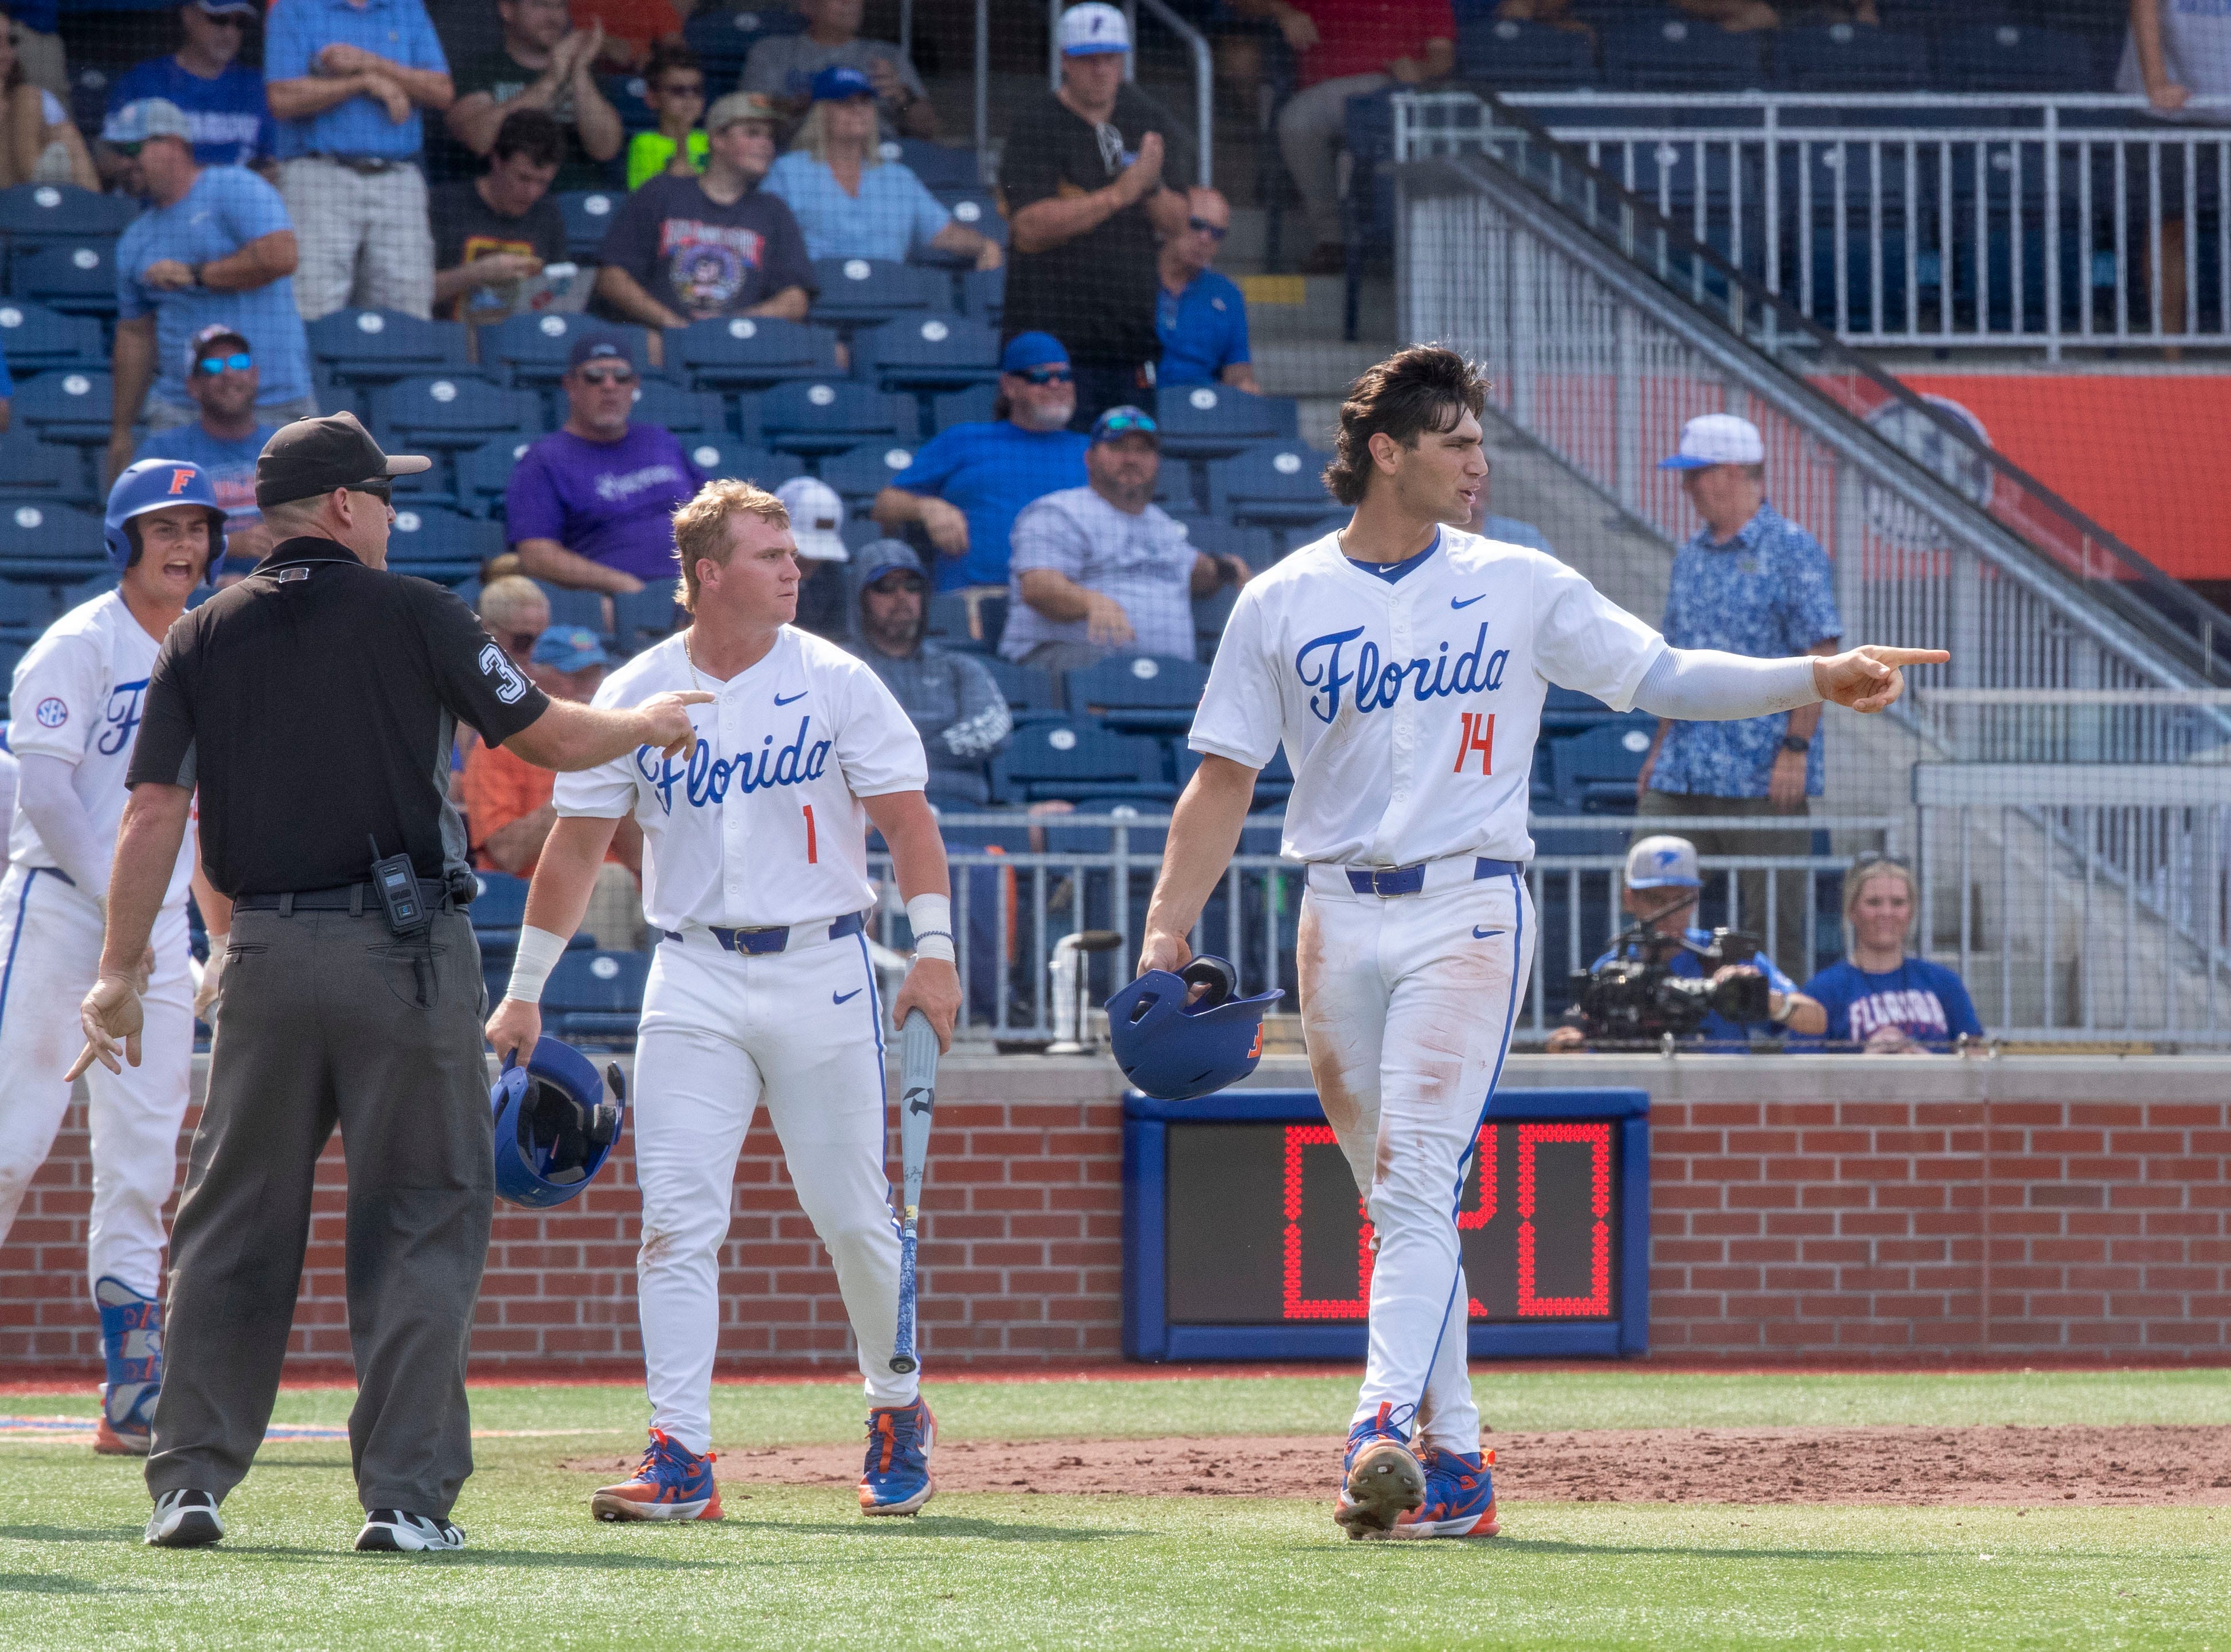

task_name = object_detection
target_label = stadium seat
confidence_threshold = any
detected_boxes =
[930,381,998,432]
[470,870,531,941]
[598,71,656,134]
[1456,16,1600,88]
[0,431,91,505]
[1273,509,1347,556]
[390,452,460,511]
[307,307,472,389]
[1206,440,1336,527]
[807,258,950,327]
[924,590,986,652]
[0,299,101,373]
[956,265,1003,328]
[480,312,651,393]
[557,188,624,260]
[1038,796,1171,859]
[385,506,502,581]
[990,717,1174,804]
[1600,12,1766,92]
[683,2,806,89]
[1541,684,1620,735]
[628,381,729,436]
[458,437,537,516]
[1152,457,1203,516]
[611,585,683,651]
[925,191,1006,255]
[1550,718,1656,813]
[1065,654,1212,733]
[857,313,1002,396]
[369,375,545,452]
[818,439,919,511]
[541,948,652,1043]
[1153,385,1299,461]
[0,500,107,579]
[1936,23,2101,92]
[1174,517,1277,573]
[1768,24,1932,92]
[0,182,136,244]
[680,436,803,489]
[7,241,119,317]
[670,315,841,392]
[976,655,1062,719]
[12,368,112,445]
[887,137,980,193]
[747,379,916,456]
[534,581,606,632]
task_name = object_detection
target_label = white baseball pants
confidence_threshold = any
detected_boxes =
[1297,862,1534,1455]
[0,864,194,1299]
[631,921,915,1454]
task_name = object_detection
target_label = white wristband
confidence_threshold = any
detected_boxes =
[504,925,568,1004]
[907,894,955,964]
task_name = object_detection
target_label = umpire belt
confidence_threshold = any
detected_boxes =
[235,878,463,916]
[1307,856,1526,899]
[659,911,865,956]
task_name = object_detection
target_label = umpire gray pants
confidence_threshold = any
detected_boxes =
[146,906,492,1518]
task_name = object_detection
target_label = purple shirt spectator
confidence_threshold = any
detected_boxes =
[505,425,706,583]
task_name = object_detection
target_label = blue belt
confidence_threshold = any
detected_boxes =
[661,911,865,955]
[1344,857,1524,897]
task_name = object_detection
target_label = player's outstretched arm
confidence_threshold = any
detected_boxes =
[864,790,962,1054]
[70,782,192,1079]
[1138,754,1259,977]
[1632,644,1951,722]
[503,691,713,773]
[484,814,622,1064]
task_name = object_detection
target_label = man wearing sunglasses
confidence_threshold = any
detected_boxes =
[1155,185,1259,396]
[104,1,275,176]
[131,325,283,576]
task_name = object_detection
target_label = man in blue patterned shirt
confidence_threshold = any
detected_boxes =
[1636,413,1842,974]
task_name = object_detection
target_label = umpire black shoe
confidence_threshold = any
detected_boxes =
[355,1509,466,1552]
[144,1489,224,1548]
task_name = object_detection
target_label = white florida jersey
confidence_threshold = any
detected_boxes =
[554,626,929,931]
[1189,527,1667,866]
[6,589,194,904]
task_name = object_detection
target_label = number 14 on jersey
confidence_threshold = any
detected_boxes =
[1452,711,1494,776]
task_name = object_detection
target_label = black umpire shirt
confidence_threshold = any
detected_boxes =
[128,536,553,898]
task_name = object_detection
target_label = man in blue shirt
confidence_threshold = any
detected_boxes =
[134,324,284,576]
[1546,836,1826,1051]
[1636,413,1843,976]
[265,0,454,320]
[1154,185,1256,393]
[871,330,1091,592]
[106,99,314,488]
[106,2,275,174]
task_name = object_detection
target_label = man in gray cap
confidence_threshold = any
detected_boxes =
[74,412,708,1556]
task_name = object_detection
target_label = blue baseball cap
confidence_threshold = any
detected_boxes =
[531,626,611,673]
[810,64,877,102]
[1090,405,1158,445]
[999,331,1069,373]
[567,332,637,373]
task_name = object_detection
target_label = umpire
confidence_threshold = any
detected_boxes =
[73,413,706,1555]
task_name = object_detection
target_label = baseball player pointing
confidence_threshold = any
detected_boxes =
[486,479,960,1522]
[1138,347,1945,1540]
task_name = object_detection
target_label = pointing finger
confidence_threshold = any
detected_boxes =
[64,1041,100,1083]
[673,691,716,706]
[1862,647,1951,666]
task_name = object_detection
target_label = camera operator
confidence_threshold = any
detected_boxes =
[1545,835,1824,1051]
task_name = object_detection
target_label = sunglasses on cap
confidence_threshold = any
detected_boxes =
[1186,216,1229,241]
[577,365,637,386]
[1017,365,1073,386]
[1096,410,1157,439]
[196,352,252,374]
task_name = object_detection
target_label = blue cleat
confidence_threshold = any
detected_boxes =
[1393,1447,1500,1539]
[1334,1402,1425,1540]
[858,1398,935,1516]
[591,1430,723,1522]
[94,1277,162,1457]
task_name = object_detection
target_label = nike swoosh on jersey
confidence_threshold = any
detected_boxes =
[775,691,808,706]
[833,988,863,1004]
[1451,594,1486,609]
[1471,926,1505,939]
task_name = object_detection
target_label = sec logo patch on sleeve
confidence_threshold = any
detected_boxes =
[34,698,68,728]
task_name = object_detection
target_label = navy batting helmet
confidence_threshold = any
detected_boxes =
[103,458,226,577]
[491,1037,627,1208]
[1105,956,1283,1102]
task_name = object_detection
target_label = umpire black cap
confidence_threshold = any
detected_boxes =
[256,412,431,509]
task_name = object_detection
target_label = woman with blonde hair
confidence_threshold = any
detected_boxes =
[763,64,999,268]
[1800,853,1982,1052]
[1,25,95,190]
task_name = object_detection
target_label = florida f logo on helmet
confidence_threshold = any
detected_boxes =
[167,468,195,496]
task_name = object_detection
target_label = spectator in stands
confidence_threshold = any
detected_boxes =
[505,332,706,594]
[1156,185,1257,393]
[1,19,93,187]
[764,65,1001,267]
[107,99,313,486]
[775,475,852,640]
[1001,405,1249,671]
[446,0,622,194]
[2,1,63,100]
[459,623,646,948]
[595,91,814,327]
[431,107,566,323]
[849,539,1014,804]
[1546,835,1825,1051]
[569,0,681,73]
[1802,854,1982,1054]
[2123,0,2231,345]
[742,0,937,138]
[1246,0,1453,276]
[627,37,706,189]
[478,573,550,674]
[1003,5,1193,426]
[132,324,283,573]
[873,331,1091,592]
[104,2,273,178]
[1636,413,1841,976]
[265,0,453,322]
[1672,1,1877,29]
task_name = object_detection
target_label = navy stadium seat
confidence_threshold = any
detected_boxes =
[887,138,979,193]
[470,870,530,939]
[598,72,656,134]
[480,312,650,393]
[990,718,1174,804]
[611,586,683,651]
[956,265,1003,328]
[542,949,651,1043]
[0,579,54,636]
[683,3,806,88]
[807,258,950,327]
[1768,24,1932,92]
[0,182,136,244]
[1153,385,1298,461]
[13,368,112,445]
[975,655,1062,718]
[390,452,459,511]
[1274,509,1348,556]
[9,241,118,317]
[1175,742,1292,809]
[670,315,841,392]
[818,439,920,510]
[459,436,537,516]
[1174,517,1277,572]
[1206,440,1335,526]
[1064,654,1211,733]
[628,381,729,435]
[0,299,101,373]
[0,501,107,578]
[1936,23,2101,92]
[924,190,1006,257]
[748,379,916,456]
[1152,457,1202,516]
[556,188,624,260]
[0,432,91,504]
[1600,12,1765,91]
[1456,16,1600,88]
[1550,718,1656,813]
[678,436,803,490]
[924,590,985,652]
[385,506,501,580]
[370,374,545,452]
[1540,684,1620,735]
[307,307,472,388]
[929,382,998,432]
[857,313,1002,395]
[533,581,605,632]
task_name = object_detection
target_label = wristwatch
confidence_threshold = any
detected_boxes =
[1780,735,1811,754]
[187,262,207,288]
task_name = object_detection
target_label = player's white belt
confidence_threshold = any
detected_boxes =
[1305,855,1525,899]
[657,910,866,956]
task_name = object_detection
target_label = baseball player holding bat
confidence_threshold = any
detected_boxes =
[1138,347,1947,1540]
[486,479,960,1522]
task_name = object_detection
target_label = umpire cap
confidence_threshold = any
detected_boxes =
[256,413,431,509]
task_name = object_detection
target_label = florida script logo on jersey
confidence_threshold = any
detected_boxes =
[636,715,834,813]
[1295,620,1511,724]
[96,678,149,756]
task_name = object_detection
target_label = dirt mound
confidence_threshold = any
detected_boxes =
[565,1424,2231,1506]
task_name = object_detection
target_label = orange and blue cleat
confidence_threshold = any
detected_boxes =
[1393,1447,1499,1539]
[858,1398,935,1516]
[590,1430,722,1522]
[95,1276,162,1457]
[1334,1402,1425,1540]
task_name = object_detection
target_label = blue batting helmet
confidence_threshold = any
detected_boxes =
[1105,956,1283,1102]
[103,458,226,577]
[491,1036,627,1208]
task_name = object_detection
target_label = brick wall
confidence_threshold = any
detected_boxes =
[3,1056,2224,1369]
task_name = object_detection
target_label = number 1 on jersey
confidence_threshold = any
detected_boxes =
[1454,710,1494,775]
[803,803,818,864]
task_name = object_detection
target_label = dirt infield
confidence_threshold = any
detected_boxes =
[572,1426,2231,1505]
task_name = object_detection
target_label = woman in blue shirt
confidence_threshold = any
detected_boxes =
[763,65,999,268]
[1803,855,1983,1052]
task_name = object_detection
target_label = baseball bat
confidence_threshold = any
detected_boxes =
[890,1009,939,1375]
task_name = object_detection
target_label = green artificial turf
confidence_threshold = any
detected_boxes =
[2,1373,2226,1651]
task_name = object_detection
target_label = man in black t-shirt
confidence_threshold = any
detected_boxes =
[79,414,706,1557]
[594,91,815,328]
[430,108,570,323]
[1001,3,1193,426]
[444,0,622,194]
